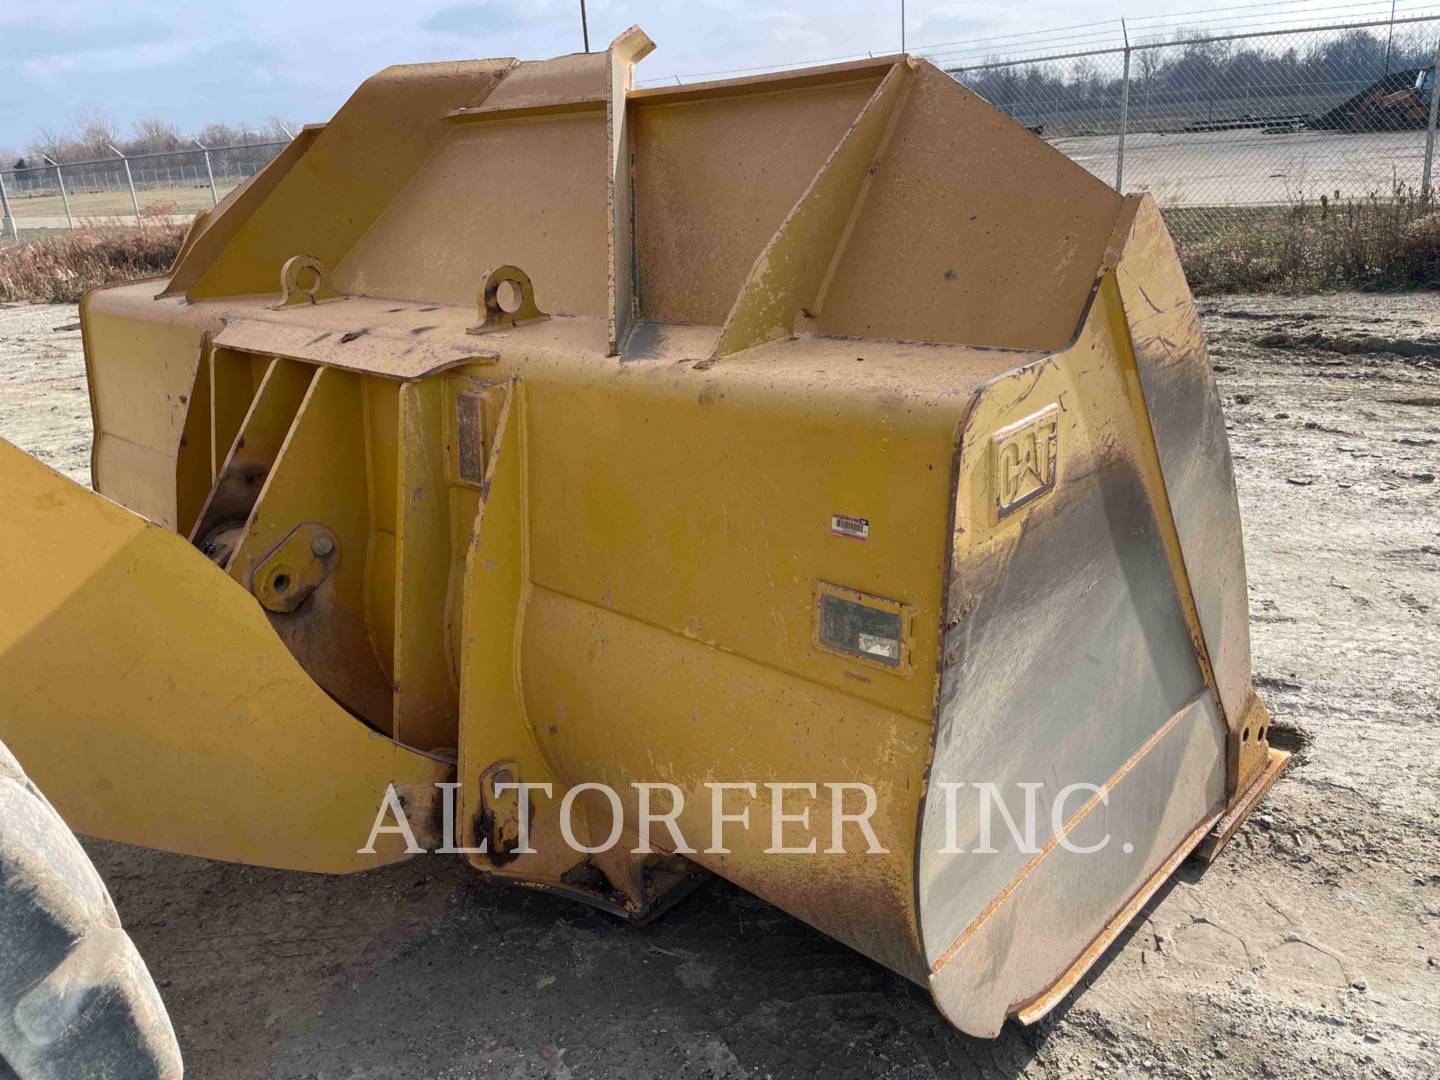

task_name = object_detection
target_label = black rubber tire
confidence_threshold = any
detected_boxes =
[0,739,183,1079]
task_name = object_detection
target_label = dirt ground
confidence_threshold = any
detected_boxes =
[1,294,1437,1079]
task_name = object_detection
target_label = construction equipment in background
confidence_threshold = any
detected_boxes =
[1311,65,1436,131]
[0,28,1289,1038]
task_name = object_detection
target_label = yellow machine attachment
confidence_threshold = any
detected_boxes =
[0,28,1289,1036]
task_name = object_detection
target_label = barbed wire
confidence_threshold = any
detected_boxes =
[5,12,1439,237]
[636,0,1440,88]
[931,7,1440,67]
[935,14,1440,73]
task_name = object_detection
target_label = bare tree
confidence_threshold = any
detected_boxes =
[28,127,66,163]
[1135,38,1163,86]
[131,119,185,155]
[71,107,119,160]
[950,25,1428,137]
[263,117,299,141]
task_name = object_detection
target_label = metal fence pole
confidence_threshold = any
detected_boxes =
[41,155,73,229]
[109,144,141,222]
[1116,45,1132,191]
[0,170,16,240]
[194,139,219,206]
[1424,34,1440,200]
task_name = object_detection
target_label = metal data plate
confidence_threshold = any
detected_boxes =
[814,582,913,672]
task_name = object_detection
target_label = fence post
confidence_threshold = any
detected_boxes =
[194,139,219,206]
[1424,34,1440,201]
[109,144,141,222]
[0,169,16,240]
[41,155,73,229]
[1116,45,1132,191]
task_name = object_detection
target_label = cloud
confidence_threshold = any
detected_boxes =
[421,0,566,37]
[0,0,1177,149]
[0,17,170,66]
[423,2,520,34]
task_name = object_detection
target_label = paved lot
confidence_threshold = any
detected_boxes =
[1054,127,1431,206]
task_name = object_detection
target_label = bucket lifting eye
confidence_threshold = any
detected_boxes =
[250,523,339,613]
[271,254,341,310]
[467,265,550,335]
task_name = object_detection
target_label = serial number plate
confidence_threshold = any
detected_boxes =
[818,593,903,668]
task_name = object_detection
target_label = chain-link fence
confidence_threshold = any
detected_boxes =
[944,15,1440,234]
[5,14,1440,243]
[0,140,288,237]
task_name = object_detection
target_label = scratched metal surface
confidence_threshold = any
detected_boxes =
[916,287,1219,1033]
[1117,198,1255,729]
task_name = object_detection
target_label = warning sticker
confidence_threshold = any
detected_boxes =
[830,514,870,541]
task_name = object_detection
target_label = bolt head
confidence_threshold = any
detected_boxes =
[310,533,335,557]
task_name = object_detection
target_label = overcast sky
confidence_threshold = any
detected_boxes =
[0,0,1420,152]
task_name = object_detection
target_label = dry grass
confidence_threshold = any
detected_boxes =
[1170,189,1440,294]
[0,223,186,303]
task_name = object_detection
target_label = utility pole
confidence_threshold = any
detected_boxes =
[1384,0,1397,74]
[901,0,906,54]
[581,0,590,52]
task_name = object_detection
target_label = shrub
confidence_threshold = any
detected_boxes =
[1169,187,1440,294]
[0,223,186,303]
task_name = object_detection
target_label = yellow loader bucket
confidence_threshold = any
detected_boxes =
[0,29,1288,1037]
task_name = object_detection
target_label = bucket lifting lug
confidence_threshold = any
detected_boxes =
[250,522,340,613]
